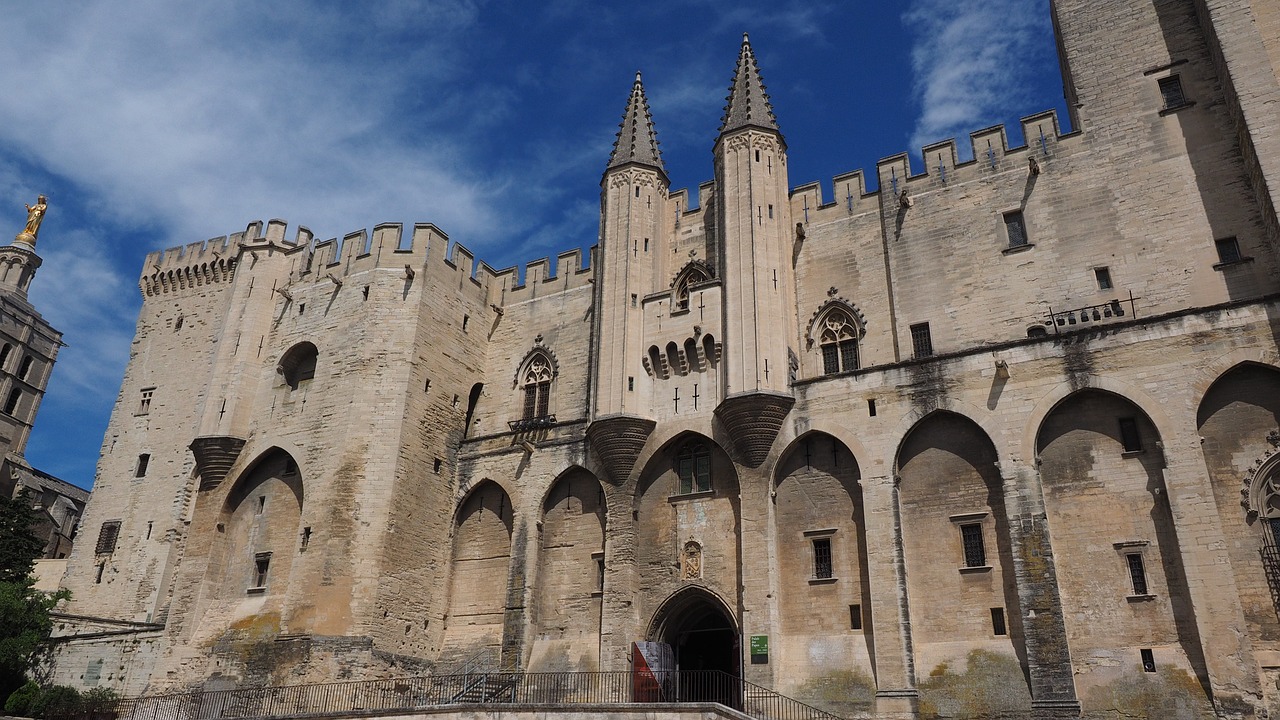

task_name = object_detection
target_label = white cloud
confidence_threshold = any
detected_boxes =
[0,1,502,247]
[905,0,1051,156]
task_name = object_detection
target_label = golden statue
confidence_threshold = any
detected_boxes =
[16,195,47,245]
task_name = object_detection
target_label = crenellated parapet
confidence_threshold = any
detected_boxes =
[791,109,1073,224]
[139,219,597,308]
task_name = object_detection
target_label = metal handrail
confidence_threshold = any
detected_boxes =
[101,670,844,720]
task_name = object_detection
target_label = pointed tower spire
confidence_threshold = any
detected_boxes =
[606,71,666,181]
[719,33,781,139]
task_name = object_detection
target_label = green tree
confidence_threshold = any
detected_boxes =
[0,489,68,698]
[0,489,45,583]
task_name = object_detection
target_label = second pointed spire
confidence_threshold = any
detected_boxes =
[719,33,780,137]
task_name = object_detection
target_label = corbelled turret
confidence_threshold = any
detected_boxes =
[712,34,795,467]
[588,72,669,484]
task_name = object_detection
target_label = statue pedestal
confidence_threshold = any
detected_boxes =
[11,232,35,252]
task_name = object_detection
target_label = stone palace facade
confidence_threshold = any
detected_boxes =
[49,1,1280,718]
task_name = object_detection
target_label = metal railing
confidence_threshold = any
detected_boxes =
[101,670,844,720]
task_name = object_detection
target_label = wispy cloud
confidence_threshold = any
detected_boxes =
[904,0,1051,155]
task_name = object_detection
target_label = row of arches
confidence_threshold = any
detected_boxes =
[437,360,1280,714]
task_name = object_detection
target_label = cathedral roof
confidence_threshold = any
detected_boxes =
[719,33,782,140]
[606,72,666,179]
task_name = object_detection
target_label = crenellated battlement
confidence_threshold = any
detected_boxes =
[790,110,1073,223]
[140,218,596,305]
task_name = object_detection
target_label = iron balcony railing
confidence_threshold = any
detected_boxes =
[100,670,844,720]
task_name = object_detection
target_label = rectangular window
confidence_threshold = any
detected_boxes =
[1119,417,1142,452]
[628,377,634,392]
[631,293,637,307]
[95,563,105,584]
[253,552,271,589]
[1126,553,1149,595]
[1141,648,1156,673]
[1004,211,1028,248]
[536,381,550,417]
[95,520,121,555]
[1215,237,1242,264]
[256,496,266,515]
[821,344,839,374]
[301,526,312,550]
[1094,267,1113,290]
[910,323,933,358]
[849,604,862,630]
[135,453,150,478]
[960,523,986,567]
[813,538,833,579]
[462,314,469,331]
[991,607,1007,636]
[1158,76,1185,109]
[433,457,442,474]
[840,340,859,372]
[868,399,877,417]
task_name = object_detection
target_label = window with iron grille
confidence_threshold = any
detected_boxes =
[1004,211,1028,248]
[1126,553,1149,595]
[812,538,833,579]
[521,354,554,421]
[1119,417,1142,452]
[1158,76,1185,109]
[675,442,711,494]
[95,520,121,555]
[818,308,860,375]
[910,323,933,358]
[960,523,986,567]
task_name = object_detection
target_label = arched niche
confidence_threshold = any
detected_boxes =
[278,341,318,391]
[529,468,606,671]
[634,433,741,635]
[442,481,514,658]
[208,449,304,603]
[1038,389,1209,707]
[897,411,1030,712]
[773,432,874,708]
[1197,362,1280,640]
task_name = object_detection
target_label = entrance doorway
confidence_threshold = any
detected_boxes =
[648,589,741,704]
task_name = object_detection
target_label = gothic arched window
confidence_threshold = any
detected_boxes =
[672,265,711,311]
[819,309,860,374]
[675,442,711,494]
[522,354,554,421]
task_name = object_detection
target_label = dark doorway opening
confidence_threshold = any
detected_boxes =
[651,590,741,705]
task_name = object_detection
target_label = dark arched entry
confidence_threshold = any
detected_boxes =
[647,588,741,704]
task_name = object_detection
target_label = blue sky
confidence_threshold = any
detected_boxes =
[0,1,1067,490]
